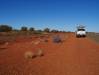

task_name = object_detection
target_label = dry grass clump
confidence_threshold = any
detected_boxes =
[0,42,9,49]
[34,41,40,45]
[30,40,40,45]
[24,49,44,59]
[36,49,44,57]
[24,51,36,59]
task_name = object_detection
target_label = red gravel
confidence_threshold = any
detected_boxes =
[0,33,99,75]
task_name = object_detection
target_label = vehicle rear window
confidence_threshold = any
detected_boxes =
[78,29,85,31]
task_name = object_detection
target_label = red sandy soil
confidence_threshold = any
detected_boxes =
[0,33,99,75]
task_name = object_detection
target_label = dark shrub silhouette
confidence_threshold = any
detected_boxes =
[53,35,62,43]
[0,25,12,32]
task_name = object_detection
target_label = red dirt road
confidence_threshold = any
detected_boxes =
[0,33,99,75]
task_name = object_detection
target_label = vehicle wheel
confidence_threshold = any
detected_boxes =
[83,35,86,37]
[76,35,79,38]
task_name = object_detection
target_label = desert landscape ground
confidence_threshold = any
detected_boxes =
[0,32,99,75]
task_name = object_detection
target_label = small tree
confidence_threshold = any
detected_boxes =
[34,30,43,34]
[0,25,12,32]
[29,27,35,31]
[21,26,28,31]
[51,29,58,33]
[43,28,50,32]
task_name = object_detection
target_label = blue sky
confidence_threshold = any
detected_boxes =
[0,0,99,32]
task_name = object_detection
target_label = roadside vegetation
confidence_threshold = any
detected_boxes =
[0,24,65,35]
[87,32,99,43]
[0,24,66,45]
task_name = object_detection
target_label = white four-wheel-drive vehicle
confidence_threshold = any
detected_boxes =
[76,25,86,37]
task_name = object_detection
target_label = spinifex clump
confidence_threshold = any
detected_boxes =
[36,49,44,57]
[24,51,36,59]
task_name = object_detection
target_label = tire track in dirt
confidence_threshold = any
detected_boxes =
[60,33,99,75]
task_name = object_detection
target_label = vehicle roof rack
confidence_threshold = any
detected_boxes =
[77,25,85,29]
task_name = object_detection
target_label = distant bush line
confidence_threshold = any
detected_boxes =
[0,25,66,34]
